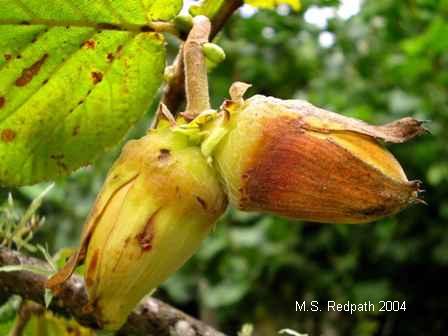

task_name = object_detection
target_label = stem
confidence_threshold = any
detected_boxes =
[209,0,243,38]
[160,0,243,116]
[183,16,212,120]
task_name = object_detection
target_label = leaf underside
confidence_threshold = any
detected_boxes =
[0,0,182,186]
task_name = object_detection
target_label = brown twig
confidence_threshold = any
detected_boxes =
[209,0,244,38]
[182,15,212,120]
[0,248,226,336]
[161,0,244,115]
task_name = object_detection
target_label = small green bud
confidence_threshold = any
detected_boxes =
[202,42,226,65]
[174,14,193,34]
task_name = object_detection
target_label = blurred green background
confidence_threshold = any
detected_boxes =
[2,0,447,335]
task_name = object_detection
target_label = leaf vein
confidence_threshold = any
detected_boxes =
[0,19,150,33]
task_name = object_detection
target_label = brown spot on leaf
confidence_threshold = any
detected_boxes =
[196,196,208,210]
[136,208,162,252]
[152,33,164,41]
[85,249,100,287]
[15,54,48,87]
[54,159,68,171]
[116,45,123,54]
[157,148,171,163]
[91,71,103,84]
[83,39,96,49]
[0,97,5,109]
[1,129,16,142]
[4,54,12,61]
[107,53,114,62]
[50,154,64,160]
[72,125,80,136]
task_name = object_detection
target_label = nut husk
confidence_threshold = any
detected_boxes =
[208,82,426,224]
[47,123,227,330]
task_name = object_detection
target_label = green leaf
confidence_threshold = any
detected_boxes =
[401,16,448,56]
[190,0,301,19]
[37,244,56,271]
[0,264,52,276]
[52,247,76,270]
[200,280,251,308]
[245,0,301,11]
[0,318,15,336]
[44,288,54,308]
[0,296,20,324]
[0,0,183,186]
[190,0,226,17]
[15,183,53,232]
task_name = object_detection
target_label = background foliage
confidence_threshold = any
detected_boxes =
[1,0,447,335]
